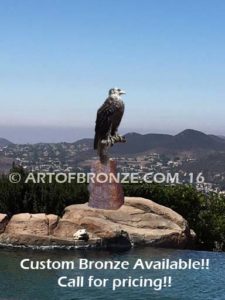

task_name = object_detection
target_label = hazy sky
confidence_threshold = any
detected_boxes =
[1,0,225,143]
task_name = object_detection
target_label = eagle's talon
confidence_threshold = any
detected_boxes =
[110,137,115,145]
[106,137,112,147]
[115,134,123,142]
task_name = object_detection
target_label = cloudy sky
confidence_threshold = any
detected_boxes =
[1,0,225,143]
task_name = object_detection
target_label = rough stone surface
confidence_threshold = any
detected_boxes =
[88,159,124,209]
[0,197,195,249]
[47,214,59,235]
[0,214,9,234]
[4,213,49,236]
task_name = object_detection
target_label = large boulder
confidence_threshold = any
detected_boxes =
[0,197,195,249]
[54,197,193,248]
[4,213,49,236]
[0,214,9,234]
[1,213,60,246]
[47,214,59,235]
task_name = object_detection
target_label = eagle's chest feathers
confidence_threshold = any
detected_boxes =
[108,98,124,118]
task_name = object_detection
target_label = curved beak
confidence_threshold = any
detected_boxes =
[119,90,126,95]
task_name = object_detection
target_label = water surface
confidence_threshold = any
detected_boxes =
[0,247,223,300]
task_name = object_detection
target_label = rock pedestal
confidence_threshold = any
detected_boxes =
[88,159,124,210]
[0,197,195,249]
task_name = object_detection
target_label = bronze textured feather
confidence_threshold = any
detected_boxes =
[94,88,126,164]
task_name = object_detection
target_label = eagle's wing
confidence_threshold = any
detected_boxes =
[94,98,118,149]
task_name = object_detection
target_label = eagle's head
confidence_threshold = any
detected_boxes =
[108,88,126,99]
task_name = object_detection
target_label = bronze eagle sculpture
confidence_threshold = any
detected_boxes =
[94,88,126,164]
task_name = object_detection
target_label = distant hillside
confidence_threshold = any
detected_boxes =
[0,138,13,147]
[168,129,225,151]
[2,129,225,160]
[73,138,93,147]
[111,132,172,154]
[1,129,225,174]
[110,129,225,155]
